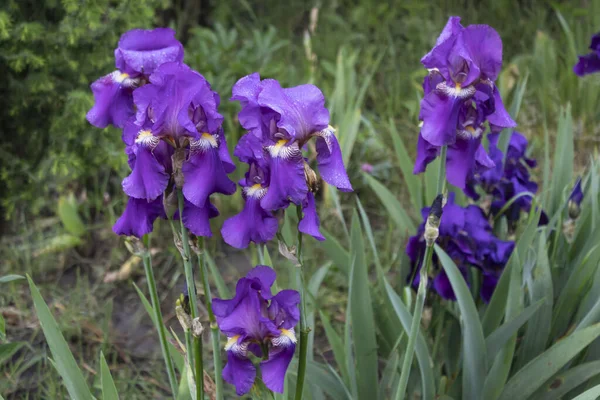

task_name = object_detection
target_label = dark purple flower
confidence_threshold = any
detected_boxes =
[113,196,166,237]
[406,195,513,301]
[574,33,600,76]
[212,266,300,395]
[419,17,515,146]
[87,28,184,129]
[231,73,352,210]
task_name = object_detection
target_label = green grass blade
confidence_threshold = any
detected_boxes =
[349,212,379,400]
[485,300,543,362]
[27,275,93,400]
[498,324,600,400]
[0,342,25,365]
[0,313,4,342]
[320,311,350,385]
[549,105,574,215]
[534,360,600,400]
[435,245,487,400]
[100,351,119,400]
[388,118,421,210]
[0,275,25,284]
[573,384,600,400]
[57,194,86,237]
[305,360,353,400]
[384,279,436,400]
[205,250,231,298]
[363,174,415,235]
[319,229,350,273]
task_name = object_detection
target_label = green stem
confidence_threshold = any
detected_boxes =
[141,235,178,398]
[197,252,224,400]
[176,190,203,400]
[294,206,309,400]
[394,245,433,400]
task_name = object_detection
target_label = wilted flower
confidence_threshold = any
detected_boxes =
[414,17,517,189]
[466,131,547,224]
[574,33,600,76]
[86,28,184,128]
[212,266,300,395]
[406,195,514,301]
[568,177,584,219]
[222,73,352,248]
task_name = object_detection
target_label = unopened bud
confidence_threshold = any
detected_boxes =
[424,225,439,247]
[568,200,581,219]
[192,318,204,338]
[303,162,319,193]
[189,237,204,256]
[424,194,444,247]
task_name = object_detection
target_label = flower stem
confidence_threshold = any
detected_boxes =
[176,190,204,400]
[197,250,224,400]
[294,205,309,400]
[141,234,178,398]
[395,145,447,400]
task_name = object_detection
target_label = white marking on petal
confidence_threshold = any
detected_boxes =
[436,81,476,99]
[135,130,160,149]
[224,335,249,357]
[244,183,268,199]
[110,71,140,88]
[457,125,483,140]
[313,125,335,152]
[190,133,219,154]
[266,140,301,159]
[271,329,297,348]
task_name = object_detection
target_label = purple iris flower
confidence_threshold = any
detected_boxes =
[212,266,300,395]
[87,28,184,128]
[221,133,324,249]
[230,73,352,211]
[466,131,546,224]
[406,195,514,302]
[574,33,600,76]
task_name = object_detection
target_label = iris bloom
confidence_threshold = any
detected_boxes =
[406,195,514,302]
[574,33,600,76]
[466,131,547,224]
[87,28,184,128]
[212,266,300,395]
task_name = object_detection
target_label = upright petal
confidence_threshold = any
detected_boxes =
[456,25,503,83]
[86,73,134,129]
[269,290,301,329]
[421,16,463,77]
[222,352,256,396]
[260,142,307,210]
[314,126,353,192]
[182,135,236,208]
[231,73,269,137]
[122,142,169,201]
[298,192,325,241]
[221,196,278,249]
[260,343,296,393]
[113,197,165,238]
[413,133,439,174]
[258,79,329,142]
[114,28,184,76]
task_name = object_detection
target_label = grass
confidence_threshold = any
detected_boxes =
[1,0,600,398]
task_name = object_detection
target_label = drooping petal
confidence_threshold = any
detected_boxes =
[114,28,184,76]
[257,79,329,142]
[122,142,169,201]
[217,128,236,173]
[180,199,219,237]
[221,196,278,249]
[261,342,296,393]
[260,142,307,210]
[314,127,353,191]
[298,192,325,241]
[445,138,481,189]
[413,133,439,174]
[487,86,516,129]
[419,90,467,146]
[222,351,256,396]
[182,135,236,208]
[480,273,499,303]
[113,197,165,238]
[86,73,134,129]
[432,269,457,300]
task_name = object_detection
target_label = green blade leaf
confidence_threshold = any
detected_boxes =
[0,342,24,365]
[349,212,379,399]
[305,360,353,400]
[27,275,93,400]
[573,384,600,400]
[534,360,600,400]
[205,250,230,298]
[319,228,350,273]
[100,351,119,400]
[384,279,436,400]
[0,275,25,284]
[363,174,415,236]
[388,118,421,210]
[549,105,574,215]
[435,245,487,400]
[485,300,543,361]
[320,311,350,386]
[498,324,600,400]
[57,194,86,237]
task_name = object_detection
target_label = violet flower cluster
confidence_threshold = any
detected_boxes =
[221,73,352,249]
[86,28,235,238]
[212,266,300,395]
[406,195,514,302]
[414,16,517,189]
[574,33,600,76]
[466,131,547,225]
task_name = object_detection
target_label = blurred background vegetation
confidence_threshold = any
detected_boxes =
[1,0,599,398]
